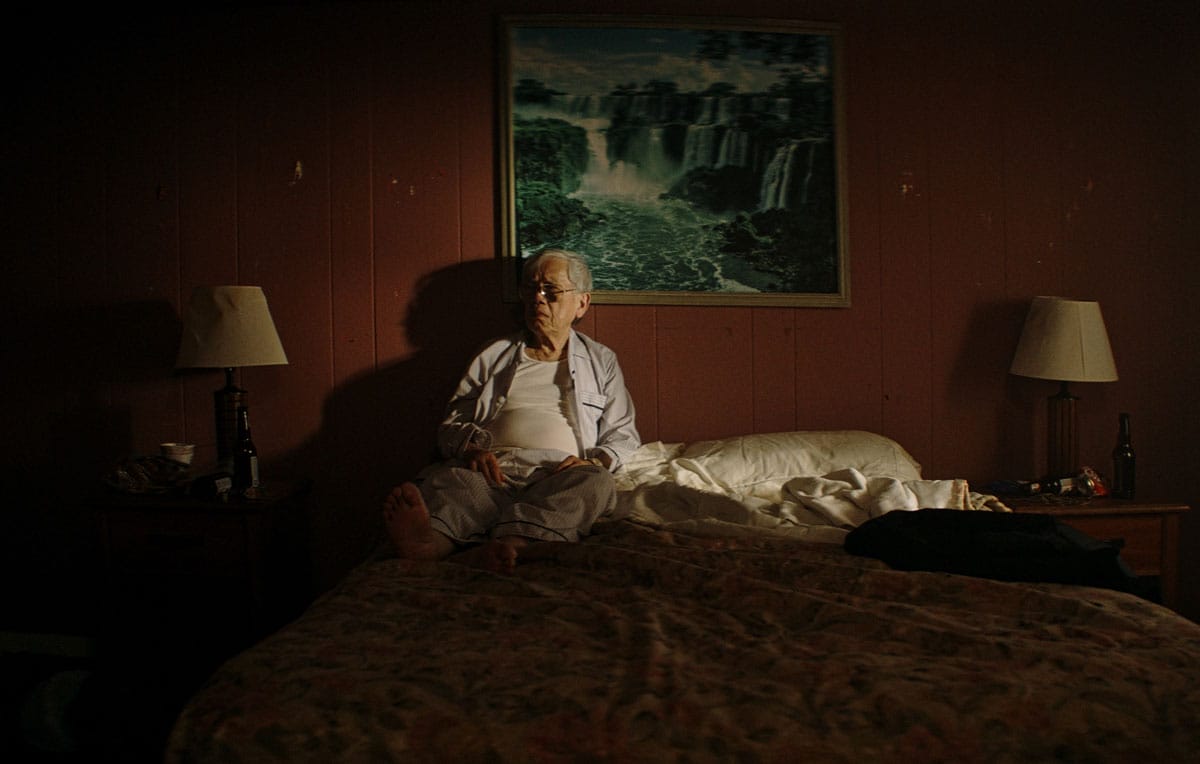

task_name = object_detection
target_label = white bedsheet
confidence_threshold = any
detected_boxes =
[612,438,1008,542]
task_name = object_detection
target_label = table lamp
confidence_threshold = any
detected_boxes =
[1009,296,1118,478]
[176,286,288,468]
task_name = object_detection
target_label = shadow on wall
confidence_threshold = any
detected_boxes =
[284,259,522,592]
[38,299,182,482]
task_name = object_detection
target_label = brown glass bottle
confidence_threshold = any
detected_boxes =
[233,405,260,494]
[1111,412,1135,499]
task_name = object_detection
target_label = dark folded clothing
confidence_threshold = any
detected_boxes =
[844,508,1137,593]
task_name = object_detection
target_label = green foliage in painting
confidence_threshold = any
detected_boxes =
[512,117,598,245]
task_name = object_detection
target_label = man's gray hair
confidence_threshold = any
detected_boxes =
[523,248,593,293]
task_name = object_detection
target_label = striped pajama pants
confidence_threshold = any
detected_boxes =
[420,463,617,545]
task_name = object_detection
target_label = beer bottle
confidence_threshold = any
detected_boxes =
[233,405,260,495]
[1111,412,1135,499]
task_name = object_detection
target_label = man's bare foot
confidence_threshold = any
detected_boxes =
[451,537,527,575]
[382,483,455,561]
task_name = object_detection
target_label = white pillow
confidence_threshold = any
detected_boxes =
[674,430,923,492]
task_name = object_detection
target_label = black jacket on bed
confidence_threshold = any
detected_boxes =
[844,508,1140,595]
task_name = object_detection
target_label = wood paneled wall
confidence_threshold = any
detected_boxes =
[4,1,1198,617]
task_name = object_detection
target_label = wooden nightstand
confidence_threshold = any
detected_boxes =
[96,479,311,685]
[88,479,311,757]
[1009,497,1189,610]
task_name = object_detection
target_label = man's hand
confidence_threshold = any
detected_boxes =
[463,448,506,486]
[551,454,606,474]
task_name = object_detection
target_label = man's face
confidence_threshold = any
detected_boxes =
[522,258,589,340]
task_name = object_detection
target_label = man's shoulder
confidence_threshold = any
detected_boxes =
[570,329,610,352]
[468,333,524,364]
[569,330,620,364]
[478,332,524,351]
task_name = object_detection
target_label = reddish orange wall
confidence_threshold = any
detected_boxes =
[4,1,1198,616]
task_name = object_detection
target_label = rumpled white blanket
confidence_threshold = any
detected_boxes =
[612,441,1007,543]
[782,468,983,529]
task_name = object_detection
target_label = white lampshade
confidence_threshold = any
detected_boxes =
[1010,296,1117,383]
[176,286,288,369]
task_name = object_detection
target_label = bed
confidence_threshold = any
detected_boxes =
[165,431,1200,762]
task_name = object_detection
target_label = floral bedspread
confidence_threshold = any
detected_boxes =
[167,521,1200,762]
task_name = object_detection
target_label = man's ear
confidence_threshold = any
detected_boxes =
[574,292,591,323]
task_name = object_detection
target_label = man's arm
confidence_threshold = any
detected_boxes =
[436,338,516,459]
[589,351,640,471]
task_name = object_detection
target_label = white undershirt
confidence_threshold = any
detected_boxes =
[485,355,578,457]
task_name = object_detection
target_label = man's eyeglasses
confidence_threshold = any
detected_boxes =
[519,283,577,303]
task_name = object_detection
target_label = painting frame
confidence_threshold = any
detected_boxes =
[499,14,849,307]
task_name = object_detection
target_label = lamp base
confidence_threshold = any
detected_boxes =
[214,368,246,471]
[1046,381,1078,478]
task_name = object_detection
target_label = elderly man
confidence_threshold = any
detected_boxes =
[383,248,640,573]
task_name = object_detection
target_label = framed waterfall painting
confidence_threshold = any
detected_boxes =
[499,15,848,307]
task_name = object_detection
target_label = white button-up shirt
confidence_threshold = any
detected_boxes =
[437,330,640,472]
